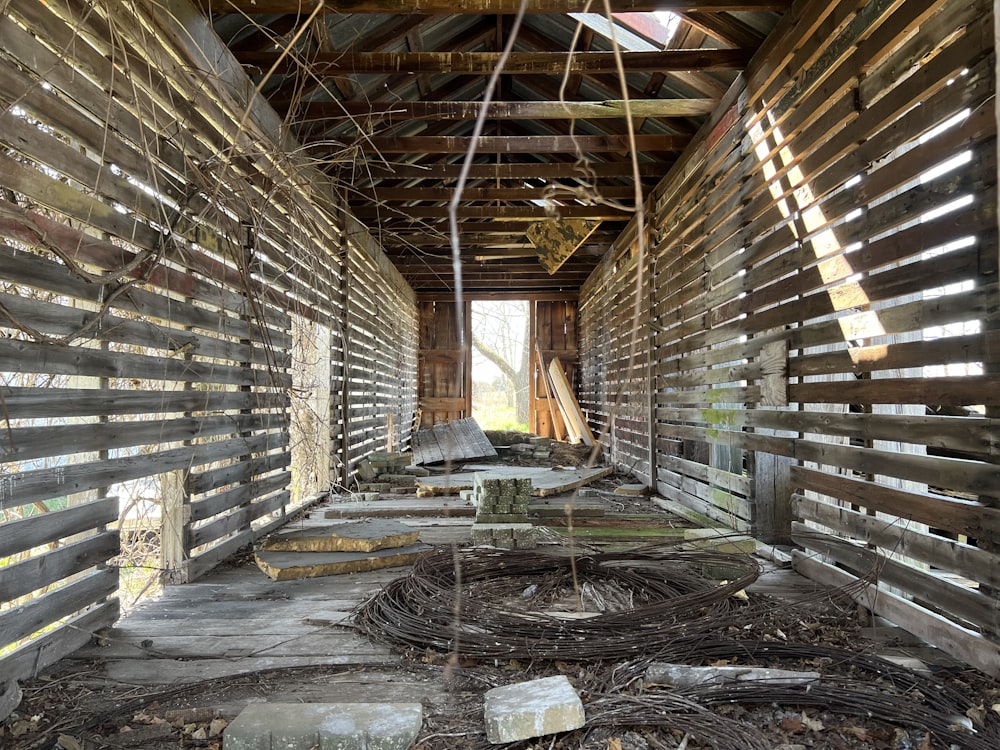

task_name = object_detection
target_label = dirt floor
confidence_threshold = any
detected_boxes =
[5,433,1000,750]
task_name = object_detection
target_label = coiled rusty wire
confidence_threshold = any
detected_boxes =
[359,548,1000,750]
[354,548,759,660]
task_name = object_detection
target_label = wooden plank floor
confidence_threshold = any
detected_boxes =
[63,492,962,695]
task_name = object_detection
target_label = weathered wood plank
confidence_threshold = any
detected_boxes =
[1,414,284,465]
[0,568,117,647]
[791,466,1000,539]
[1,433,287,509]
[0,530,119,601]
[794,494,1000,590]
[793,551,1000,678]
[189,491,289,548]
[0,497,117,558]
[793,524,1000,633]
[0,337,291,388]
[0,599,118,684]
[190,472,292,523]
[0,386,287,420]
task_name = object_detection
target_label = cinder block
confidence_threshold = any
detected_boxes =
[403,466,430,477]
[484,676,585,743]
[224,702,422,750]
[356,460,377,481]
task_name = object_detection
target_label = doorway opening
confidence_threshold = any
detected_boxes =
[470,300,530,432]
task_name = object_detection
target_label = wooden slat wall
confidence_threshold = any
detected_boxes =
[0,0,417,700]
[579,239,653,482]
[580,0,1000,673]
[343,215,419,466]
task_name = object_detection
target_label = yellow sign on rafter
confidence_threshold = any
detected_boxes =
[526,218,601,274]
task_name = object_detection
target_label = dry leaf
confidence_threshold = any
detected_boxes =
[801,712,824,732]
[843,726,868,740]
[966,704,987,725]
[608,738,623,750]
[56,735,82,750]
[208,718,228,737]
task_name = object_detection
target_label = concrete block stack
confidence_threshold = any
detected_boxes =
[469,474,537,549]
[529,436,553,459]
[355,451,422,496]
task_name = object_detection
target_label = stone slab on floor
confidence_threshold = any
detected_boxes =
[255,544,434,581]
[261,520,420,553]
[483,675,586,743]
[224,702,422,750]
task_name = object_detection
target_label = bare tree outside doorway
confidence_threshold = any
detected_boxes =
[471,301,529,431]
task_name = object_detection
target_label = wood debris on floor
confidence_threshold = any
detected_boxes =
[411,417,498,465]
[416,464,613,497]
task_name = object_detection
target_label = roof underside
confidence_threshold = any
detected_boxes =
[202,1,786,295]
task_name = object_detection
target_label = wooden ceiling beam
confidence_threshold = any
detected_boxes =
[353,204,632,219]
[358,220,626,233]
[383,232,617,245]
[355,160,665,179]
[237,48,751,74]
[359,184,638,200]
[300,98,716,121]
[205,0,790,14]
[334,133,690,153]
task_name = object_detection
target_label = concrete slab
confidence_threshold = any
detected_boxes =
[483,675,585,743]
[255,544,434,581]
[224,702,422,750]
[262,520,419,553]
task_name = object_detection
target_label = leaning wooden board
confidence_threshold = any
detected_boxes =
[416,465,612,497]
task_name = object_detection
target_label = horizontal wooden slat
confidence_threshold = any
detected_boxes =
[0,530,119,601]
[0,497,117,558]
[793,551,1000,678]
[794,494,1000,590]
[1,433,288,510]
[1,414,284,464]
[793,524,999,633]
[791,466,1000,539]
[0,568,117,648]
[190,472,292,523]
[0,387,287,420]
[0,599,119,684]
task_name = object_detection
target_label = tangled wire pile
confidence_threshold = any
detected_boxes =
[357,548,1000,750]
[354,548,760,661]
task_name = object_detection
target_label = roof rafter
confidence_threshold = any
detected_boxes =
[237,48,752,74]
[300,98,716,120]
[331,133,690,153]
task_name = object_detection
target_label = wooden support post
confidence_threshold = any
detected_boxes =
[339,196,352,489]
[160,469,190,584]
[463,299,473,418]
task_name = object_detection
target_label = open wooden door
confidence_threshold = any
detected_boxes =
[417,300,471,427]
[530,299,579,439]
